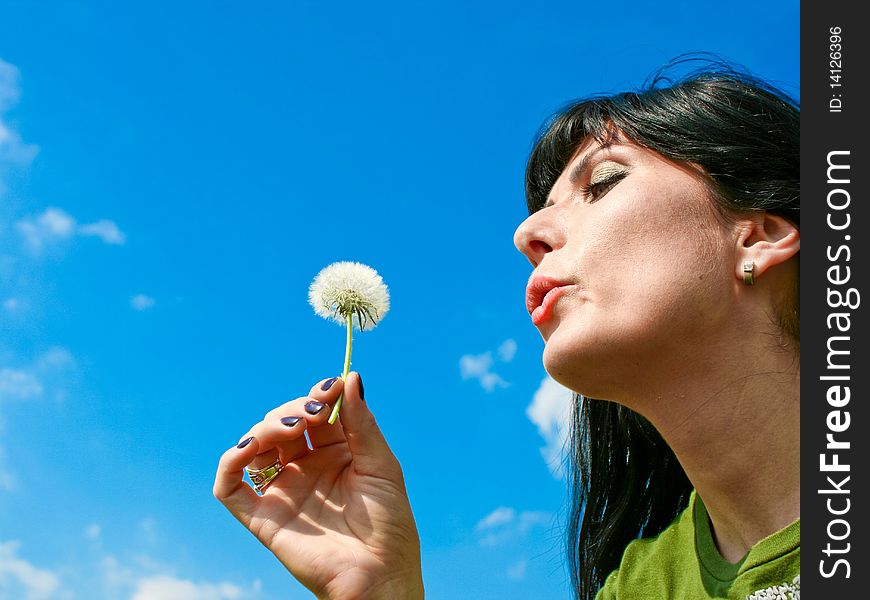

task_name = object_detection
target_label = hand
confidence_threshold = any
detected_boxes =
[213,372,424,600]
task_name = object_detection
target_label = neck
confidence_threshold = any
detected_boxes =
[625,335,800,563]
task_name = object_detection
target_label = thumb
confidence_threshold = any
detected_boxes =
[340,372,401,477]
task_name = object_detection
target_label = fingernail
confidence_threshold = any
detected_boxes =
[321,376,339,391]
[304,401,325,415]
[280,416,302,427]
[237,436,254,449]
[358,373,365,401]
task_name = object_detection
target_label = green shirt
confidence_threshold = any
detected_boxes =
[596,491,800,599]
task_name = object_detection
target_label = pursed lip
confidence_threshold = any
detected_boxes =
[526,275,573,316]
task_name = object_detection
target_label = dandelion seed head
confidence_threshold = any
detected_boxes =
[308,261,390,331]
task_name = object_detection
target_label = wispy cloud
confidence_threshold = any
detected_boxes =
[79,219,126,244]
[15,207,126,253]
[0,540,62,600]
[0,347,75,491]
[2,298,20,313]
[0,547,260,600]
[139,518,160,545]
[475,507,515,530]
[0,58,39,193]
[131,575,244,600]
[0,59,22,112]
[474,506,552,548]
[506,558,527,581]
[0,347,75,405]
[0,368,43,403]
[497,339,517,362]
[0,523,263,600]
[36,347,75,371]
[459,338,516,392]
[0,447,13,492]
[525,375,574,478]
[97,553,260,600]
[131,294,156,311]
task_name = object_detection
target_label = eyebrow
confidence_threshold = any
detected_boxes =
[542,144,613,209]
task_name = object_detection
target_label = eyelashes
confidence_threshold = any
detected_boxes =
[579,169,628,202]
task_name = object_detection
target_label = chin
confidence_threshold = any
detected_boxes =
[540,324,622,400]
[541,329,586,393]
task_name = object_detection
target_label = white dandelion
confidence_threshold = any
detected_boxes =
[308,261,390,423]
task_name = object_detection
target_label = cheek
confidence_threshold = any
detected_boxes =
[576,199,729,329]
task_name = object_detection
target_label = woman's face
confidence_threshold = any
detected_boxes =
[514,138,739,401]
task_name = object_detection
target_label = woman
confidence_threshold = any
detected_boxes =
[213,58,800,599]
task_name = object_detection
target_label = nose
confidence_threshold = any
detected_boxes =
[513,210,562,268]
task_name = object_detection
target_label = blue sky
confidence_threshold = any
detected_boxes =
[0,2,798,599]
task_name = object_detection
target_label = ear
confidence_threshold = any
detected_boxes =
[735,213,800,282]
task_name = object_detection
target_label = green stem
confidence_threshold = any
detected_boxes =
[328,311,353,424]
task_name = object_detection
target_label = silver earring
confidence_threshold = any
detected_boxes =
[743,261,755,286]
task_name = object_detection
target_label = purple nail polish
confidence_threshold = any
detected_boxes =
[304,401,325,415]
[321,377,338,391]
[281,416,302,427]
[237,436,254,449]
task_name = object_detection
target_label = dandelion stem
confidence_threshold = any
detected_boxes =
[328,311,354,424]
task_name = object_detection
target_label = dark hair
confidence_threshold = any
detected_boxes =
[523,55,799,600]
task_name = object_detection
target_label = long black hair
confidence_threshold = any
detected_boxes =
[523,55,800,600]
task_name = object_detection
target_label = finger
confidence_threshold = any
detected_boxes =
[264,377,346,448]
[264,375,344,423]
[213,436,261,525]
[340,372,403,478]
[277,376,348,449]
[251,377,345,454]
[243,414,310,465]
[248,447,281,470]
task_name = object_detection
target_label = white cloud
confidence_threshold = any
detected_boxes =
[0,368,43,403]
[0,469,12,491]
[0,540,61,600]
[497,338,517,362]
[526,376,574,477]
[85,524,101,540]
[0,348,75,491]
[131,575,243,600]
[475,507,515,531]
[474,507,552,548]
[15,207,125,253]
[98,554,135,592]
[16,207,75,251]
[0,120,37,166]
[95,552,260,600]
[459,338,516,392]
[79,219,126,245]
[506,558,527,581]
[36,346,75,370]
[0,60,21,111]
[516,511,552,531]
[39,207,75,236]
[130,294,156,311]
[0,58,39,176]
[0,447,13,491]
[2,537,260,599]
[0,347,75,406]
[459,352,491,378]
[139,518,160,545]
